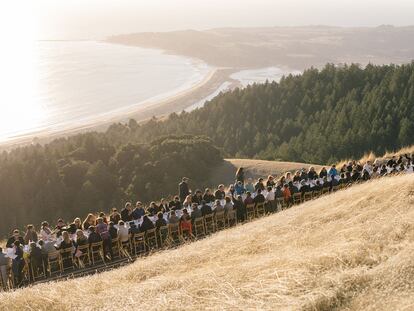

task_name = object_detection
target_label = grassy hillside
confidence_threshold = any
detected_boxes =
[1,174,413,310]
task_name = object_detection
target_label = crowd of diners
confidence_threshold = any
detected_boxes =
[0,153,413,290]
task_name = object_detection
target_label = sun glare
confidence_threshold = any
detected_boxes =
[0,3,45,140]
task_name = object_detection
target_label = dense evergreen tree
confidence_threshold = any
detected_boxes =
[0,135,222,236]
[117,62,414,164]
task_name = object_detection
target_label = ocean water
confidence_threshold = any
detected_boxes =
[0,41,211,142]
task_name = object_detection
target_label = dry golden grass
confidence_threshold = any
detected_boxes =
[1,174,414,310]
[338,145,414,167]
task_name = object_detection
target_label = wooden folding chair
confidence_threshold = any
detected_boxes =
[312,190,322,199]
[168,223,183,245]
[131,233,145,257]
[204,214,216,235]
[332,185,340,192]
[90,242,105,265]
[75,244,91,268]
[29,258,46,282]
[322,188,330,195]
[193,217,206,238]
[303,191,313,202]
[292,193,302,205]
[47,251,62,276]
[245,203,255,221]
[255,202,266,217]
[110,238,121,260]
[226,209,237,227]
[158,225,170,248]
[276,198,285,211]
[214,211,226,231]
[60,247,75,271]
[145,228,159,251]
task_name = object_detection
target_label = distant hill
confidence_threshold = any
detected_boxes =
[106,62,414,164]
[108,25,414,70]
[2,174,413,310]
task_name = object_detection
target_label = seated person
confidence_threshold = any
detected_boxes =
[117,221,129,244]
[75,230,88,247]
[128,222,140,236]
[283,184,292,205]
[6,229,25,248]
[169,196,182,211]
[190,203,202,223]
[227,184,236,197]
[40,221,53,242]
[234,181,245,196]
[253,189,265,205]
[131,202,145,220]
[232,195,246,222]
[28,242,43,277]
[158,199,170,213]
[274,185,284,198]
[180,209,192,235]
[108,222,118,240]
[243,192,254,205]
[168,210,180,224]
[214,185,226,200]
[266,175,276,187]
[147,202,160,216]
[139,215,155,233]
[109,209,121,225]
[24,224,38,245]
[0,247,9,289]
[82,214,96,231]
[213,199,224,214]
[87,226,102,245]
[245,178,255,193]
[223,196,233,215]
[121,203,133,222]
[254,178,265,192]
[200,200,213,216]
[155,212,167,229]
[191,190,203,205]
[202,189,215,204]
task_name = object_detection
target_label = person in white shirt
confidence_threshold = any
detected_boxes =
[363,161,373,175]
[117,221,129,244]
[40,221,53,241]
[265,186,276,213]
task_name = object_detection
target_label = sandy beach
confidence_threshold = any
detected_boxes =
[0,66,239,150]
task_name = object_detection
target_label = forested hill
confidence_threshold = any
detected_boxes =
[111,62,414,164]
[0,135,222,236]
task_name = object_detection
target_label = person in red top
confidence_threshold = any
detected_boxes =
[180,209,193,239]
[283,184,292,207]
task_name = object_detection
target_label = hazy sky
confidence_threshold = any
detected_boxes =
[4,0,414,40]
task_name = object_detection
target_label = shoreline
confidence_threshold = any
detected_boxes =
[0,66,240,150]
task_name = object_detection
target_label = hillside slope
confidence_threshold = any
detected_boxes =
[1,174,414,310]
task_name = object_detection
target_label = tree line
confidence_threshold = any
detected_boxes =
[113,62,414,164]
[0,135,222,237]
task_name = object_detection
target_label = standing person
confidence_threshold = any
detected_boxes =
[179,177,191,203]
[24,224,38,245]
[0,247,10,289]
[265,186,275,213]
[235,167,245,184]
